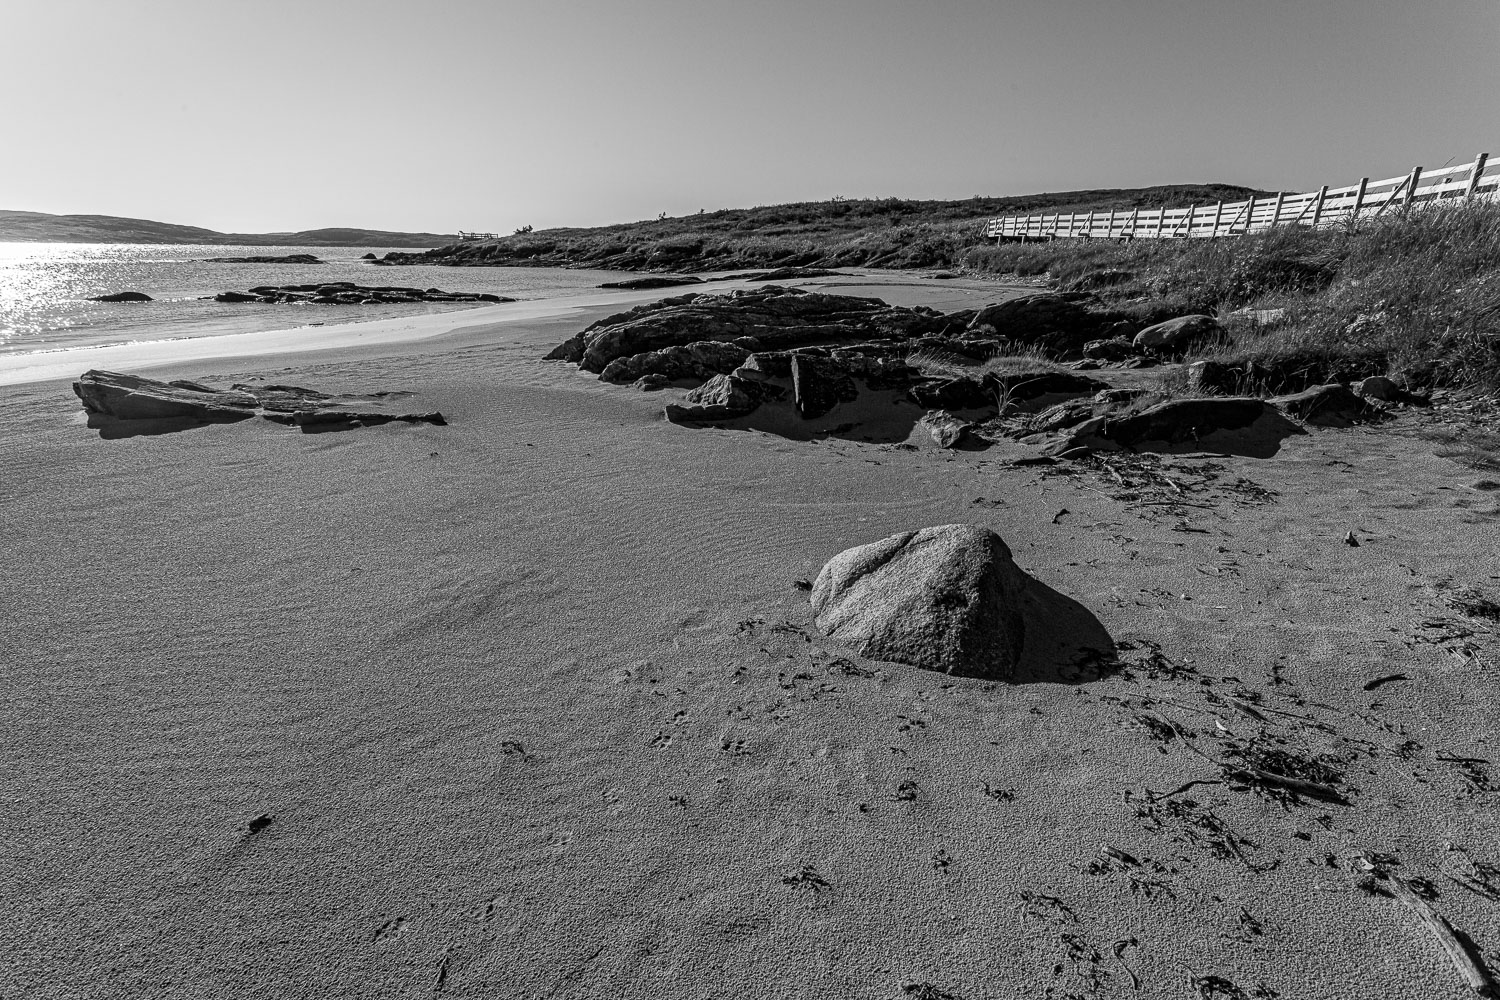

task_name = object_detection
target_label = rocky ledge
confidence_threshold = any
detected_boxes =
[73,370,446,433]
[543,286,1414,453]
[203,253,325,264]
[208,283,514,305]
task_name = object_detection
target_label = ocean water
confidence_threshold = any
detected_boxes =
[0,243,635,356]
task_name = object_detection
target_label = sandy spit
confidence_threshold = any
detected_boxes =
[4,273,1499,999]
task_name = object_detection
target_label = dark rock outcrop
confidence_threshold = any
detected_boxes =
[598,341,750,385]
[547,286,950,374]
[1269,383,1375,426]
[967,293,1110,354]
[88,291,152,303]
[209,282,512,305]
[989,369,1108,406]
[72,370,445,433]
[203,254,323,264]
[1105,397,1269,447]
[811,524,1027,680]
[1132,314,1222,352]
[792,353,859,418]
[598,276,704,290]
[663,372,784,423]
[74,370,257,421]
[1082,337,1136,362]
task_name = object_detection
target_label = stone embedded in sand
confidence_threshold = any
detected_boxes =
[663,373,782,423]
[73,370,446,430]
[811,524,1027,680]
[74,370,259,421]
[920,410,970,448]
[1132,315,1222,352]
[1270,383,1373,426]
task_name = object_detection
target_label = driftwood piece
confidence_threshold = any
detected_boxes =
[1223,766,1349,805]
[1386,875,1497,996]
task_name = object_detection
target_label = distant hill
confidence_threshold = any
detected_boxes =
[379,184,1276,272]
[0,211,458,247]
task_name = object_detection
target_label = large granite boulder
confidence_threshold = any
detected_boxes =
[598,341,750,384]
[1133,314,1222,352]
[811,525,1027,680]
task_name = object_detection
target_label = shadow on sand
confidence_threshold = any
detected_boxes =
[1011,575,1117,684]
[85,411,254,440]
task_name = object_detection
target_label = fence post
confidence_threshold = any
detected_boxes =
[1209,201,1223,237]
[1465,153,1489,198]
[1271,191,1285,228]
[1128,207,1139,239]
[1403,166,1423,209]
[1154,207,1165,238]
[1086,210,1095,239]
[1350,178,1369,224]
[1310,185,1329,228]
[1241,195,1256,234]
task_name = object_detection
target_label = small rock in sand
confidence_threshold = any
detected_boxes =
[920,410,971,448]
[811,524,1027,680]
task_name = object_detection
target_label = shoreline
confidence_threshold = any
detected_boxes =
[0,271,1023,388]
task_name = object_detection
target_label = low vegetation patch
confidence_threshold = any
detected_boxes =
[962,201,1500,391]
[385,185,1267,273]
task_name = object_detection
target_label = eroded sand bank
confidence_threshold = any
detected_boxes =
[5,273,1499,999]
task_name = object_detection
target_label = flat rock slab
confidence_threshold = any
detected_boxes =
[72,370,445,434]
[811,524,1027,680]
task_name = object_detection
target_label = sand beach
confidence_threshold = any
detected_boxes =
[6,272,1500,999]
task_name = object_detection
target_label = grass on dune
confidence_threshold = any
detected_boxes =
[961,200,1500,390]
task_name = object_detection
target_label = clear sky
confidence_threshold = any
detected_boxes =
[3,0,1496,233]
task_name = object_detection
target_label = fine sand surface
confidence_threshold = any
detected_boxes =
[5,273,1500,999]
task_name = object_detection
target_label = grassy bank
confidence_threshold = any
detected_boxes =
[962,201,1500,390]
[383,184,1266,272]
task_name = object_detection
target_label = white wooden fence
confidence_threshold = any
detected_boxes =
[985,153,1496,240]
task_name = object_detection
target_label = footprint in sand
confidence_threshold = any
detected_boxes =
[371,916,407,942]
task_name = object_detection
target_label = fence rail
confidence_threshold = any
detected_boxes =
[985,153,1497,241]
